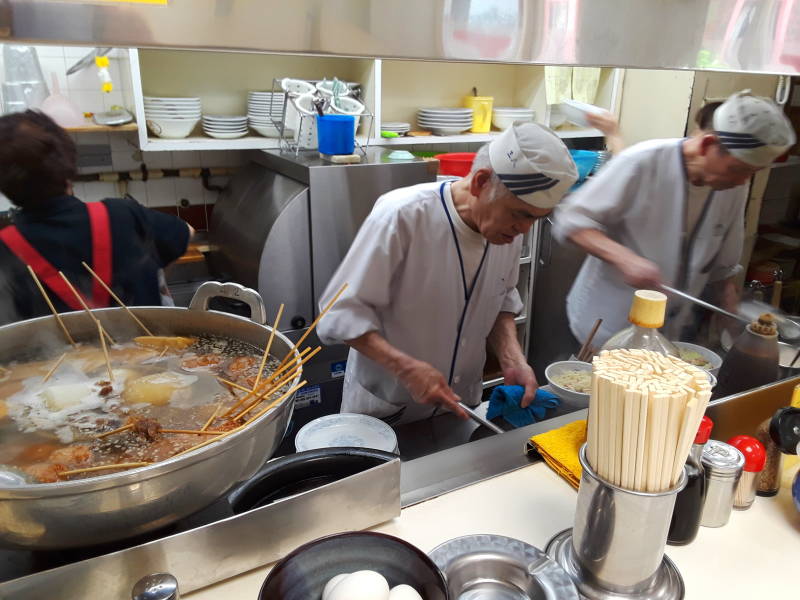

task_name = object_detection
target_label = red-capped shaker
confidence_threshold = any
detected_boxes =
[727,435,767,510]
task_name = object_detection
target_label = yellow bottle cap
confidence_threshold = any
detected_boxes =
[791,383,800,408]
[628,290,668,328]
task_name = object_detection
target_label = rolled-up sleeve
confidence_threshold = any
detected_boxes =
[552,151,643,244]
[501,249,524,315]
[709,188,746,282]
[316,210,406,346]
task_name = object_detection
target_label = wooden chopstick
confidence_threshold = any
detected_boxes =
[81,261,154,336]
[26,265,77,347]
[577,318,602,362]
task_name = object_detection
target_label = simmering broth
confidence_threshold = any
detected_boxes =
[0,335,286,483]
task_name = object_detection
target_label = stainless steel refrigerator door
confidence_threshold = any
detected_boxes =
[528,216,588,381]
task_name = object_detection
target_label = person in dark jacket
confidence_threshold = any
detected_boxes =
[0,110,192,325]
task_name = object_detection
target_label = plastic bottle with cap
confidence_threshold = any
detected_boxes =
[727,435,767,510]
[668,415,714,545]
[601,290,679,355]
[713,313,779,399]
[767,406,800,513]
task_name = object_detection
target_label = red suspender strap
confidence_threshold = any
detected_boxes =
[0,225,86,311]
[86,201,112,308]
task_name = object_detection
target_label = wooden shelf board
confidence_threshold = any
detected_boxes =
[66,120,138,134]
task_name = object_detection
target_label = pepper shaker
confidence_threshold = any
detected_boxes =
[132,573,179,600]
[727,435,766,510]
[700,440,744,528]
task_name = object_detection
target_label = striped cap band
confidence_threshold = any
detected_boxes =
[715,130,766,150]
[498,172,559,196]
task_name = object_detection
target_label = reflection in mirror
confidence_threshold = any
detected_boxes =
[442,0,524,61]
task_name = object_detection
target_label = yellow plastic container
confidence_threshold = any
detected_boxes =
[463,96,494,133]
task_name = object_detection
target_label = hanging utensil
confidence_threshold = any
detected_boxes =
[661,285,745,323]
[67,47,112,76]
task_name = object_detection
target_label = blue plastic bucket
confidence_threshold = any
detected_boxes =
[569,149,600,190]
[317,114,356,155]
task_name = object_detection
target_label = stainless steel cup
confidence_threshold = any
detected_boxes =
[571,445,687,594]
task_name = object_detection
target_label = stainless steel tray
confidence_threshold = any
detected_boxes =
[0,457,401,599]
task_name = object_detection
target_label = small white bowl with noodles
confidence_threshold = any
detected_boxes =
[545,360,592,404]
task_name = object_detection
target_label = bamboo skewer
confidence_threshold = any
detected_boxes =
[96,320,114,382]
[81,261,154,336]
[220,346,312,419]
[58,271,115,345]
[161,429,225,436]
[96,423,133,438]
[42,353,67,383]
[275,282,348,371]
[59,462,150,477]
[26,266,77,347]
[232,346,320,421]
[217,377,251,394]
[200,399,224,432]
[241,380,308,426]
[253,304,284,392]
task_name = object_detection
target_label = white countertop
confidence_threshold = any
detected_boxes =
[187,461,798,599]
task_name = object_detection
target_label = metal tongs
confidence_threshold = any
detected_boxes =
[661,284,800,340]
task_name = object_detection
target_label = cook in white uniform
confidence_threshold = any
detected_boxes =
[317,123,577,425]
[554,90,796,346]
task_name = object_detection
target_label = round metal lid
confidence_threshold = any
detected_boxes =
[701,440,745,474]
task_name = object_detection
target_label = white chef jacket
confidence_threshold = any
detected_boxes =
[317,181,524,425]
[553,138,747,346]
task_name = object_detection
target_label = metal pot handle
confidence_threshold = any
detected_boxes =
[188,282,267,325]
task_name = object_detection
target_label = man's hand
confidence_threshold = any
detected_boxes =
[397,359,468,419]
[503,363,538,407]
[614,251,662,289]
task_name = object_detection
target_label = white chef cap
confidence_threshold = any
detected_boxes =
[713,90,796,167]
[488,122,577,209]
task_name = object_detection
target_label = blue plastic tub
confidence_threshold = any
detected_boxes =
[569,149,600,189]
[317,114,356,155]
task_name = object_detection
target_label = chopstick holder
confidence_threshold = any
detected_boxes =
[526,419,587,490]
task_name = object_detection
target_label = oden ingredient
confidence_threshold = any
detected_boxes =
[325,570,390,600]
[322,574,350,600]
[389,584,423,600]
[552,369,591,393]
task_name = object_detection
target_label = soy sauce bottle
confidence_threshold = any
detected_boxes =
[668,416,714,545]
[713,314,779,399]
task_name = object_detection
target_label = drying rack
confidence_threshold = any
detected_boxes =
[269,78,375,156]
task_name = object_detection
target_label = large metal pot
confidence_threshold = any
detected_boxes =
[0,282,302,550]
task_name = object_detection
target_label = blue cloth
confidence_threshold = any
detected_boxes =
[486,386,560,428]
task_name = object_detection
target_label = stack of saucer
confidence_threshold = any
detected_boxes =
[381,121,410,135]
[248,91,285,138]
[202,115,248,139]
[417,108,473,136]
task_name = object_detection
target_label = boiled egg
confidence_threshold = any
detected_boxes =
[322,573,350,600]
[326,570,390,600]
[389,585,423,600]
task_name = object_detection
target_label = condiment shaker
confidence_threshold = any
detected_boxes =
[132,573,179,600]
[668,415,713,545]
[700,440,744,528]
[755,413,783,496]
[727,435,766,510]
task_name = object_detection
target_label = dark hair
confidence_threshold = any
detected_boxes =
[695,101,723,131]
[0,110,77,209]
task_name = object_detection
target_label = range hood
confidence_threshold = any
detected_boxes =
[1,0,798,76]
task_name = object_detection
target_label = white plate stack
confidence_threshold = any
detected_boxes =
[492,107,536,130]
[381,121,410,135]
[248,91,285,138]
[417,108,474,136]
[202,115,248,139]
[144,96,201,139]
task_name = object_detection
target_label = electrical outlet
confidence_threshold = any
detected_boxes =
[76,144,112,169]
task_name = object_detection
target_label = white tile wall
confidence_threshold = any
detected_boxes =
[0,44,248,219]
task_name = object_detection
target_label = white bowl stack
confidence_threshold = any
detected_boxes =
[144,96,201,139]
[417,108,473,136]
[202,115,248,139]
[248,91,285,138]
[381,121,410,135]
[492,107,536,130]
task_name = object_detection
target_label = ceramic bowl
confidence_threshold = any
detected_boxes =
[544,360,592,404]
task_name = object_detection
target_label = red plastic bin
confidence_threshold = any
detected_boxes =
[434,152,477,177]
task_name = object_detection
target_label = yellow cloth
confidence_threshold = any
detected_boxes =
[528,420,587,489]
